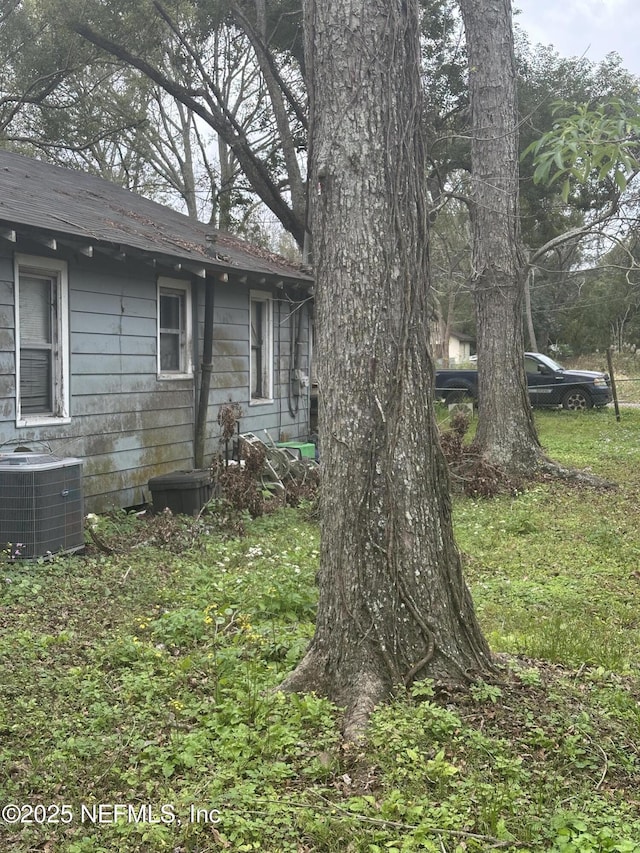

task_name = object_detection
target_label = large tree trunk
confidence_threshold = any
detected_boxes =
[459,0,542,474]
[281,0,493,739]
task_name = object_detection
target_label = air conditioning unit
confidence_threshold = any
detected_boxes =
[0,454,84,559]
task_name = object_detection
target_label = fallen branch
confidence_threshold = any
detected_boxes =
[308,794,528,849]
[86,525,116,555]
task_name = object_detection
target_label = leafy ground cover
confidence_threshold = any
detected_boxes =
[1,407,640,852]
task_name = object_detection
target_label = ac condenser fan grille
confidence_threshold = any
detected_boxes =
[0,455,84,559]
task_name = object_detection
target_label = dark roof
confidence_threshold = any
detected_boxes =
[0,149,311,283]
[451,331,475,342]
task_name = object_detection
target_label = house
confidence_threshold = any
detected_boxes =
[0,150,314,512]
[446,331,474,365]
[432,328,475,367]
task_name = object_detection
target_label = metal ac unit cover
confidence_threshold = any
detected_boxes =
[0,454,84,559]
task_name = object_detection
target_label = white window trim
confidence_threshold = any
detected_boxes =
[157,277,193,379]
[249,290,274,405]
[14,254,70,427]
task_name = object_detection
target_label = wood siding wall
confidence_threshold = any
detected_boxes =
[0,241,311,513]
[199,282,311,462]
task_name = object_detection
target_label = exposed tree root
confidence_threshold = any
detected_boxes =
[536,456,616,490]
[487,452,616,492]
[278,647,331,700]
[441,410,616,493]
[279,640,499,744]
[280,648,390,744]
[458,448,615,495]
[340,671,389,744]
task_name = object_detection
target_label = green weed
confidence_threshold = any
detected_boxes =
[1,414,640,850]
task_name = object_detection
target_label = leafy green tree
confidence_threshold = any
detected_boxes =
[0,0,76,135]
[522,87,640,352]
[517,48,639,243]
[559,236,640,353]
[525,98,640,205]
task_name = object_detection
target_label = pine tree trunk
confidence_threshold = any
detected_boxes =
[524,269,539,351]
[281,0,494,738]
[459,0,543,474]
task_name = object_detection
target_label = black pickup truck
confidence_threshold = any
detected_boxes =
[435,352,612,411]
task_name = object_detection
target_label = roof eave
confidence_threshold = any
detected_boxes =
[0,218,314,288]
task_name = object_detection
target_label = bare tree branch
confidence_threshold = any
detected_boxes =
[73,18,306,244]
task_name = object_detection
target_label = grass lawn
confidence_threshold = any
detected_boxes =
[1,407,640,852]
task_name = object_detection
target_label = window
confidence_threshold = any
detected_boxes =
[158,278,192,377]
[250,291,273,402]
[15,256,69,425]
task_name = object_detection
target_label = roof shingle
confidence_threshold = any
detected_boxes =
[0,150,311,282]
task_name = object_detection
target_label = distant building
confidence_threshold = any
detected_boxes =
[432,329,475,366]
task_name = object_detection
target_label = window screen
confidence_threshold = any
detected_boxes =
[249,293,272,401]
[19,274,55,415]
[159,290,184,372]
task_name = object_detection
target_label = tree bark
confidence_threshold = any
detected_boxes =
[281,0,494,738]
[459,0,543,474]
[524,268,539,351]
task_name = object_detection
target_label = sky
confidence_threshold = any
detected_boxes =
[514,0,640,77]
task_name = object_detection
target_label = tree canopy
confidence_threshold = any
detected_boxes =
[3,1,640,351]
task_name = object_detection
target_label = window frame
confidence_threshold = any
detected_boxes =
[14,254,70,427]
[249,290,274,404]
[157,277,193,379]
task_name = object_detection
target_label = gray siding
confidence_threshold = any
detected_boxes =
[69,257,197,509]
[0,258,16,427]
[0,246,195,511]
[198,283,312,463]
[0,241,312,512]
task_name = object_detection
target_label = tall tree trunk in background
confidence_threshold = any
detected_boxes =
[281,0,494,738]
[459,0,543,474]
[524,269,539,351]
